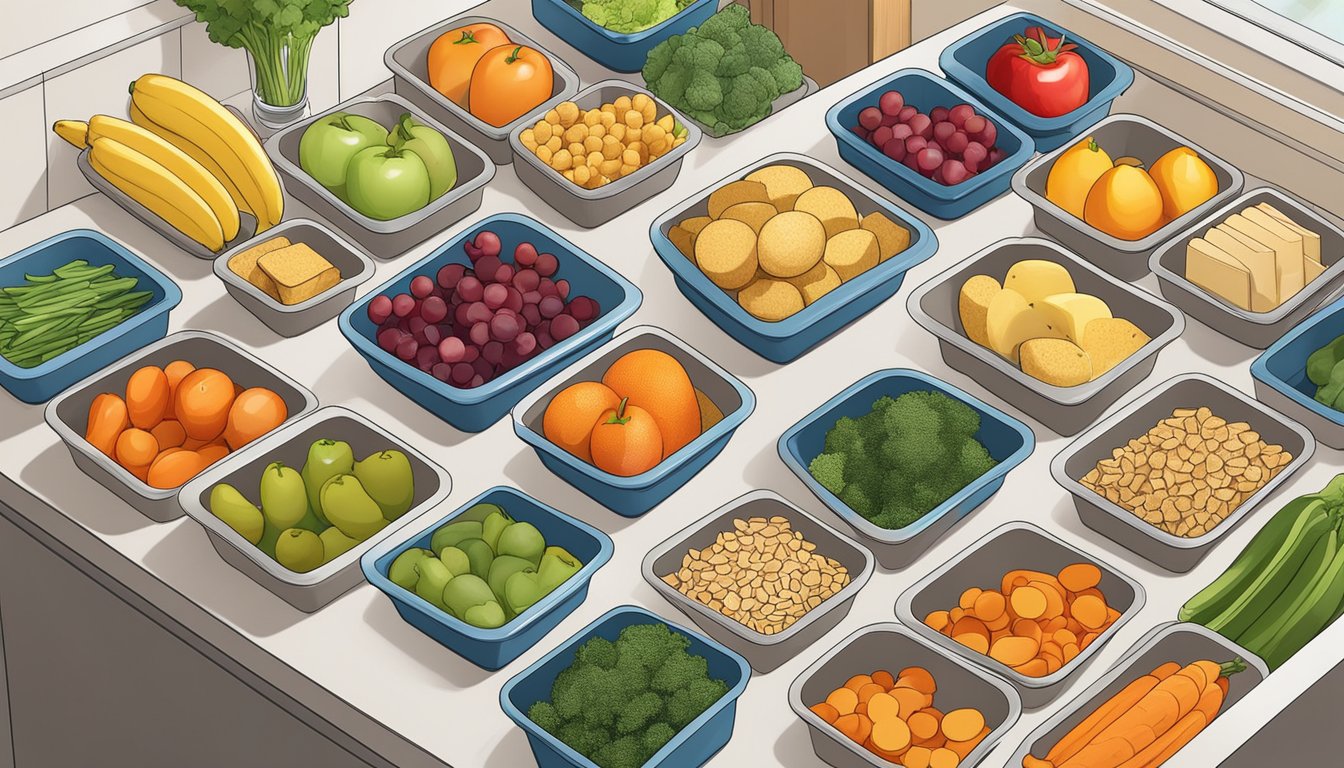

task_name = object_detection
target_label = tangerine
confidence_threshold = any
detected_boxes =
[149,419,186,450]
[589,398,663,477]
[602,349,701,457]
[114,428,159,469]
[174,368,236,441]
[223,387,288,450]
[542,381,620,462]
[147,449,206,489]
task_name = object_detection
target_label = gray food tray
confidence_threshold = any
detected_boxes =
[788,622,1021,768]
[1150,187,1344,349]
[1005,622,1268,767]
[215,218,375,338]
[265,93,494,257]
[385,14,581,165]
[178,406,451,612]
[1251,377,1344,451]
[43,330,319,523]
[1051,373,1315,572]
[1012,113,1245,281]
[895,521,1146,708]
[686,75,819,138]
[641,489,874,673]
[509,80,702,229]
[906,236,1185,435]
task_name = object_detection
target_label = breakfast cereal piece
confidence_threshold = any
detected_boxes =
[257,242,340,305]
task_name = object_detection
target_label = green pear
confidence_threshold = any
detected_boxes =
[414,557,452,610]
[481,509,515,552]
[457,502,506,524]
[441,574,498,624]
[302,439,354,524]
[260,462,308,531]
[209,483,264,546]
[439,546,471,577]
[463,601,507,629]
[275,528,324,573]
[320,527,361,563]
[430,520,483,555]
[538,546,583,592]
[503,569,548,616]
[319,474,387,541]
[389,548,430,589]
[456,538,495,580]
[258,523,281,560]
[352,449,415,521]
[487,555,537,602]
[496,521,545,567]
[390,113,457,199]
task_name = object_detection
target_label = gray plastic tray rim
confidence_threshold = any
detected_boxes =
[177,405,452,587]
[1050,372,1316,551]
[906,236,1185,406]
[894,520,1147,690]
[214,218,375,314]
[687,75,819,138]
[641,489,875,647]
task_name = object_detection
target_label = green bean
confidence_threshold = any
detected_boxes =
[10,308,90,331]
[94,291,152,310]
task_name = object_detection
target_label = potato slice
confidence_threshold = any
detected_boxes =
[1020,338,1093,387]
[788,261,842,305]
[986,289,1063,361]
[758,210,826,278]
[1004,260,1075,305]
[823,229,880,281]
[745,164,814,211]
[708,180,771,219]
[668,225,696,258]
[794,186,859,239]
[1079,317,1150,377]
[680,215,712,236]
[738,278,805,322]
[860,211,911,261]
[958,275,1001,348]
[720,202,779,233]
[694,219,758,290]
[1037,293,1112,345]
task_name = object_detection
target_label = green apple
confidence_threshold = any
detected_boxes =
[298,112,389,193]
[345,145,431,220]
[388,113,457,200]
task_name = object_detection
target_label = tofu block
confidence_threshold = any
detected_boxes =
[708,180,771,219]
[1080,317,1150,377]
[256,242,340,305]
[1257,202,1322,264]
[1185,237,1252,311]
[1020,338,1093,387]
[859,212,910,261]
[228,236,290,300]
[1038,293,1112,345]
[744,165,813,211]
[986,289,1063,361]
[1004,259,1075,306]
[1206,225,1277,311]
[1225,211,1305,302]
[958,275,1001,348]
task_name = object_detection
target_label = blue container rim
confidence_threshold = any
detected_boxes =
[938,11,1135,133]
[0,228,182,381]
[361,485,614,642]
[537,0,718,44]
[1251,295,1344,428]
[499,604,751,768]
[824,67,1036,204]
[512,325,757,491]
[338,212,642,407]
[777,367,1036,544]
[648,152,939,341]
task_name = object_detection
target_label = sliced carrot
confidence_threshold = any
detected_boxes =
[902,746,933,768]
[990,635,1040,667]
[908,711,940,741]
[946,725,990,759]
[974,589,1007,622]
[868,692,901,722]
[866,737,909,764]
[872,669,897,689]
[872,716,913,753]
[985,610,1012,632]
[1029,579,1066,617]
[1079,633,1097,651]
[810,702,840,724]
[897,666,938,696]
[856,701,868,717]
[949,607,966,625]
[1054,629,1079,646]
[1011,585,1048,619]
[1043,654,1062,675]
[1043,615,1068,633]
[890,687,926,719]
[929,746,959,768]
[1058,563,1102,592]
[857,682,887,703]
[926,610,951,632]
[826,686,859,716]
[959,587,983,611]
[834,713,872,745]
[1062,642,1081,662]
[1040,641,1065,663]
[1022,756,1055,768]
[1072,594,1109,630]
[954,632,989,655]
[1014,658,1049,677]
[941,708,985,742]
[1013,618,1044,643]
[845,674,874,692]
[1001,569,1052,594]
[1043,668,1164,764]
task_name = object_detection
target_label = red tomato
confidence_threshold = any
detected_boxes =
[985,26,1089,118]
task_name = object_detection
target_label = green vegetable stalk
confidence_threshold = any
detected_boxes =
[173,0,352,108]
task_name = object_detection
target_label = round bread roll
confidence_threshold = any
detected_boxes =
[757,210,826,278]
[695,219,758,290]
[794,186,859,239]
[788,261,842,305]
[738,279,805,322]
[822,229,880,281]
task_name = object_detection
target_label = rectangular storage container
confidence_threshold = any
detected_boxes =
[649,152,938,363]
[513,325,755,517]
[1051,373,1315,572]
[339,213,641,433]
[642,489,874,673]
[44,330,317,523]
[215,218,375,338]
[1150,187,1344,349]
[895,521,1145,708]
[530,0,718,73]
[362,485,612,669]
[0,229,181,404]
[938,12,1134,152]
[1012,113,1244,280]
[499,605,751,768]
[1005,622,1268,767]
[1252,295,1344,449]
[777,368,1034,570]
[265,93,494,257]
[510,80,702,228]
[906,236,1185,435]
[825,67,1035,220]
[384,15,581,165]
[788,622,1021,768]
[178,406,451,612]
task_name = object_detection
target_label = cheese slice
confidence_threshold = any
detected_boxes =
[1186,237,1252,310]
[1226,211,1305,302]
[1256,202,1321,264]
[1206,226,1277,312]
[1305,256,1326,284]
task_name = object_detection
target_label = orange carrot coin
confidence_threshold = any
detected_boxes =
[867,692,900,722]
[1010,585,1048,619]
[826,687,859,716]
[871,669,896,689]
[872,716,912,753]
[1072,594,1108,630]
[809,702,840,724]
[941,708,985,742]
[1058,562,1102,592]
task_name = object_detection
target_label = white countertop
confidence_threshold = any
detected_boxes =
[1,2,1340,767]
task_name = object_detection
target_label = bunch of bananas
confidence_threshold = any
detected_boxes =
[1181,474,1344,670]
[53,74,284,252]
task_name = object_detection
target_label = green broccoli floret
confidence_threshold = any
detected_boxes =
[527,700,562,735]
[769,57,805,94]
[823,416,865,455]
[721,72,773,127]
[808,452,846,495]
[581,0,685,34]
[684,69,724,111]
[746,65,782,102]
[643,722,677,755]
[592,735,648,768]
[740,22,787,68]
[616,691,665,735]
[651,649,709,693]
[642,37,677,84]
[666,677,729,728]
[652,66,690,106]
[840,484,873,516]
[616,622,691,672]
[884,392,947,442]
[551,663,601,720]
[939,396,982,439]
[672,37,726,76]
[557,720,609,759]
[956,439,996,482]
[574,636,619,670]
[716,48,752,78]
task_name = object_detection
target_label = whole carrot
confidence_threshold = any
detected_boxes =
[1040,662,1180,766]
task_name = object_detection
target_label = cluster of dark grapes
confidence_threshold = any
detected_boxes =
[368,231,600,389]
[852,90,1006,186]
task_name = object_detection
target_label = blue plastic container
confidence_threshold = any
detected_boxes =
[0,229,181,404]
[1252,296,1344,449]
[825,68,1035,220]
[530,0,717,73]
[650,153,938,363]
[500,605,751,768]
[361,486,613,670]
[512,325,755,517]
[339,213,641,433]
[777,368,1035,569]
[939,12,1134,152]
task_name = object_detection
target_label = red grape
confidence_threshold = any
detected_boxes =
[930,106,949,123]
[483,282,508,310]
[539,295,564,319]
[438,337,465,363]
[410,275,434,299]
[944,130,969,155]
[421,296,447,324]
[916,146,944,172]
[451,363,474,385]
[522,290,541,305]
[522,304,541,326]
[891,124,913,141]
[883,138,906,162]
[897,105,917,123]
[859,107,883,131]
[852,125,870,141]
[391,293,415,318]
[949,104,974,127]
[514,241,538,266]
[908,113,932,138]
[537,279,558,298]
[494,263,514,284]
[871,125,894,149]
[431,363,452,382]
[941,159,970,185]
[376,328,401,353]
[535,253,559,277]
[513,268,540,292]
[474,256,502,281]
[470,230,500,260]
[423,325,442,347]
[963,141,988,167]
[469,322,490,346]
[555,279,570,299]
[569,296,599,321]
[879,90,904,116]
[395,338,418,361]
[905,135,928,155]
[514,332,537,356]
[461,344,480,363]
[490,313,520,342]
[481,341,503,365]
[466,301,492,325]
[415,345,439,370]
[975,120,996,148]
[503,287,524,313]
[962,115,987,137]
[551,314,579,341]
[457,276,484,302]
[932,121,956,143]
[368,295,392,325]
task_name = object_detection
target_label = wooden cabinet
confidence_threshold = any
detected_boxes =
[741,0,912,86]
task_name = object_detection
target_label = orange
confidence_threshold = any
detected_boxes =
[1082,164,1164,240]
[197,442,230,466]
[468,44,554,127]
[85,392,130,458]
[543,381,621,462]
[147,449,206,489]
[150,419,186,450]
[223,387,287,450]
[589,399,662,477]
[115,428,159,469]
[174,368,236,441]
[163,360,196,418]
[125,365,170,430]
[1148,146,1217,220]
[427,22,511,107]
[602,349,701,457]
